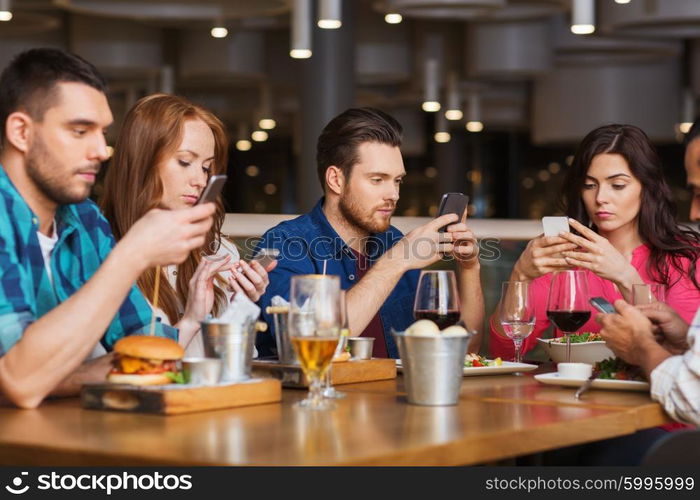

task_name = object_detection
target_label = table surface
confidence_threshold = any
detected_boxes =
[0,368,670,466]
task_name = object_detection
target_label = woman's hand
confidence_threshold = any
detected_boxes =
[512,235,576,281]
[181,255,235,324]
[559,218,642,295]
[227,259,276,303]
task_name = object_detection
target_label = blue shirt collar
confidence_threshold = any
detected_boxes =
[307,197,403,261]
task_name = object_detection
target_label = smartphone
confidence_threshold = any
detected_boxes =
[589,297,615,314]
[252,248,279,270]
[196,175,228,205]
[436,193,469,232]
[542,216,570,237]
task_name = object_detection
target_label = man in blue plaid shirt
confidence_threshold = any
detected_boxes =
[0,49,215,408]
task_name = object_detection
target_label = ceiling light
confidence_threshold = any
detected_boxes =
[291,0,312,58]
[384,13,402,24]
[317,0,342,29]
[0,0,11,21]
[614,0,631,4]
[445,72,462,121]
[465,92,483,133]
[422,58,441,113]
[237,123,252,151]
[259,118,276,130]
[434,112,451,143]
[245,165,260,177]
[678,88,696,135]
[211,26,228,38]
[571,0,595,35]
[251,130,269,142]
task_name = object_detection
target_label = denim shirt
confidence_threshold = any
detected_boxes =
[255,198,419,358]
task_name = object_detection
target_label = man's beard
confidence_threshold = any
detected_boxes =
[338,190,393,235]
[26,134,95,205]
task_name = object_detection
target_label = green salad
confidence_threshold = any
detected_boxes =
[594,357,645,381]
[552,332,603,343]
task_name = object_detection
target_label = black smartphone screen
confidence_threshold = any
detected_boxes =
[436,193,469,232]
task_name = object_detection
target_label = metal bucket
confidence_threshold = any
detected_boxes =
[201,320,256,382]
[394,331,469,406]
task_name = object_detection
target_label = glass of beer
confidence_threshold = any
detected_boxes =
[289,275,341,410]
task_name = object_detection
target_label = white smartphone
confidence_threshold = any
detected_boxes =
[196,175,228,205]
[542,216,570,237]
[252,248,279,270]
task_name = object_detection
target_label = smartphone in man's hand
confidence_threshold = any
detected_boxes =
[196,175,228,205]
[436,193,469,232]
[590,297,615,314]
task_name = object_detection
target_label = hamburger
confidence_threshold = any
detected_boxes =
[108,335,184,385]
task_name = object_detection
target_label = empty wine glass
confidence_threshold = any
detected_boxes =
[546,270,591,363]
[632,283,666,306]
[289,275,341,410]
[413,270,460,329]
[498,281,535,367]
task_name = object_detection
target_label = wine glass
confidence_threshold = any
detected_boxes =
[289,275,341,410]
[413,270,460,329]
[546,270,591,363]
[498,281,535,368]
[632,283,666,306]
[322,290,349,399]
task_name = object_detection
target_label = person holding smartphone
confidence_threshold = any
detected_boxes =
[101,94,274,355]
[594,120,700,429]
[255,108,484,358]
[490,124,700,361]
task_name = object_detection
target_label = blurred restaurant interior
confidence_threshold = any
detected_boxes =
[4,0,700,353]
[1,0,698,220]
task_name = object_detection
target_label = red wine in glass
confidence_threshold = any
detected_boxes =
[414,309,460,329]
[546,310,591,332]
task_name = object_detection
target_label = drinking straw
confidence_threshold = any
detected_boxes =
[149,266,161,336]
[322,259,327,275]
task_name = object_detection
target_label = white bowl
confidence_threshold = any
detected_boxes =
[557,362,593,379]
[537,337,615,365]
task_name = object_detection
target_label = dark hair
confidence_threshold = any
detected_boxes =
[684,118,700,148]
[0,48,107,146]
[558,124,700,291]
[316,107,403,189]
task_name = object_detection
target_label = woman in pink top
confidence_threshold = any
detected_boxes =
[491,124,700,360]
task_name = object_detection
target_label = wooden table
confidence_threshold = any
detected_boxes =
[0,370,670,466]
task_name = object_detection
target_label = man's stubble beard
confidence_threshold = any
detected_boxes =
[338,189,392,235]
[25,133,91,205]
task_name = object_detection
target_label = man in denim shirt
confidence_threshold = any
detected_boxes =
[256,108,483,358]
[0,49,215,408]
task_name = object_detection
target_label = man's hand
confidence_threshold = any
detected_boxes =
[445,221,479,269]
[596,299,673,377]
[636,302,690,355]
[121,204,215,270]
[388,213,458,271]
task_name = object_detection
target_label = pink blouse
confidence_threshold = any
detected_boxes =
[489,245,700,360]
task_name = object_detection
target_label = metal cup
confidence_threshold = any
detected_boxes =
[201,320,256,382]
[394,331,470,406]
[182,357,222,385]
[347,337,374,360]
[267,306,298,365]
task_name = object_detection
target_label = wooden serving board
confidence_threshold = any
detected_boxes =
[81,378,281,415]
[251,358,396,388]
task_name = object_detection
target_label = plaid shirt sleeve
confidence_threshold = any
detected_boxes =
[92,211,178,349]
[650,308,700,426]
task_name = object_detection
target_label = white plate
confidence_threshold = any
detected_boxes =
[534,372,650,392]
[395,359,538,376]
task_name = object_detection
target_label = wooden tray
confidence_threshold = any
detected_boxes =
[81,378,281,415]
[252,358,396,388]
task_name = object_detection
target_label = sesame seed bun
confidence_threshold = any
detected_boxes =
[113,335,184,361]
